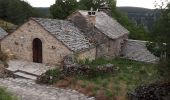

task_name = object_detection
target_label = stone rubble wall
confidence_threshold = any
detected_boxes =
[76,47,96,61]
[121,39,159,63]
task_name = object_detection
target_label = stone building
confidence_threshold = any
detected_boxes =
[1,18,96,65]
[68,10,129,59]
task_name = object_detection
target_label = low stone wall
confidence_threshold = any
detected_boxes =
[76,47,96,61]
[62,55,118,78]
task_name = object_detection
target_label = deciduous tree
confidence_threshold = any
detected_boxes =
[50,0,78,19]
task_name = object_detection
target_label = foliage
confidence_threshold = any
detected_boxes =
[52,58,161,100]
[50,0,78,19]
[0,87,17,100]
[0,19,17,31]
[0,0,41,24]
[78,0,116,10]
[146,42,166,57]
[37,68,61,84]
[35,7,52,18]
[132,81,170,100]
[151,1,170,66]
[111,9,149,40]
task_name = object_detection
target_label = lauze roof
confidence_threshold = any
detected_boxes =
[78,10,129,39]
[32,18,91,52]
[0,27,8,40]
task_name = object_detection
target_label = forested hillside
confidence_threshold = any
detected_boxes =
[118,7,160,31]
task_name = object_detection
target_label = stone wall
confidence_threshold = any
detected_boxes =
[1,20,72,65]
[96,35,128,59]
[76,47,96,61]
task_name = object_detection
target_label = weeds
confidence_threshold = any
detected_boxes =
[0,87,17,100]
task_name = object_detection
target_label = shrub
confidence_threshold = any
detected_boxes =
[133,81,170,100]
[0,87,17,100]
[0,50,8,64]
[37,68,61,84]
[146,42,166,57]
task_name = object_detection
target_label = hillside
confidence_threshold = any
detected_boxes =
[35,7,51,17]
[118,7,160,31]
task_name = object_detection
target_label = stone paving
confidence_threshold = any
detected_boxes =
[0,78,95,100]
[7,60,56,76]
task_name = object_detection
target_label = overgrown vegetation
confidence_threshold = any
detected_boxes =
[0,19,17,31]
[0,87,17,100]
[146,41,166,57]
[151,1,170,67]
[39,58,162,100]
[37,68,61,84]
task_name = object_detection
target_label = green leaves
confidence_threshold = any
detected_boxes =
[0,0,41,24]
[50,0,78,19]
[152,1,170,67]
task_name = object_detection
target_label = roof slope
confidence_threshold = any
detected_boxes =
[0,27,8,40]
[79,11,129,39]
[32,18,91,52]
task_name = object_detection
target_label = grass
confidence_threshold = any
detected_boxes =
[53,58,161,100]
[0,87,17,100]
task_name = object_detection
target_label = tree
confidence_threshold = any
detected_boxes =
[111,7,149,40]
[0,0,41,24]
[78,0,116,11]
[152,1,170,66]
[50,0,78,19]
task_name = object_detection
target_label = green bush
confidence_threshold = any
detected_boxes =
[146,42,166,57]
[37,68,61,84]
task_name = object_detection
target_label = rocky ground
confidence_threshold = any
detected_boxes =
[0,78,94,100]
[0,60,94,100]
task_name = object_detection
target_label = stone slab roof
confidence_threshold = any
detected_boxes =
[32,18,91,52]
[78,10,129,39]
[121,39,159,63]
[0,27,8,40]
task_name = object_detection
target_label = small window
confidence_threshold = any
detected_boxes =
[92,11,96,15]
[88,12,92,15]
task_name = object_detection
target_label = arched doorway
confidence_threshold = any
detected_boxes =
[33,38,42,63]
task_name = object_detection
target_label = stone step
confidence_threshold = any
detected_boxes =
[14,72,37,80]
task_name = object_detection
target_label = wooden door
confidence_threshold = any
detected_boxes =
[33,38,42,63]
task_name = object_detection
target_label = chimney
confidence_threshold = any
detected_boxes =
[87,9,96,27]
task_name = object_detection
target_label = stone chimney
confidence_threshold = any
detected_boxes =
[87,10,96,27]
